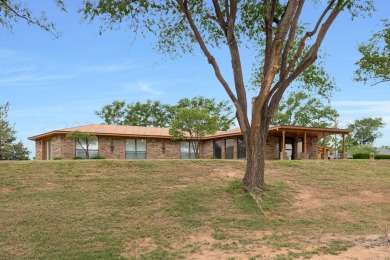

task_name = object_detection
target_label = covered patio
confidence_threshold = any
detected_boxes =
[268,126,352,160]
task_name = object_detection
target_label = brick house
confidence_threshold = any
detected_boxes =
[28,124,351,160]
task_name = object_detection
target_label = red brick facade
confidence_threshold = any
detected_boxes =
[33,134,319,160]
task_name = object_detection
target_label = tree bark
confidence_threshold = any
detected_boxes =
[242,120,268,193]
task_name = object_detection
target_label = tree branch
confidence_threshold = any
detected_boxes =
[175,0,243,120]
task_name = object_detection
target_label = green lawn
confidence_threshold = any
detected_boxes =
[0,159,389,259]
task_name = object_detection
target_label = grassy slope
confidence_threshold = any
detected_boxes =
[0,160,389,259]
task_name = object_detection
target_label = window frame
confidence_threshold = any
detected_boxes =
[125,139,147,160]
[237,138,246,159]
[75,138,99,159]
[225,138,234,159]
[180,141,197,159]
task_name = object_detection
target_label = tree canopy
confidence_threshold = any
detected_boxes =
[271,91,339,128]
[95,96,235,130]
[0,0,65,36]
[82,0,375,192]
[355,19,390,85]
[347,117,385,146]
[170,107,219,159]
[0,102,30,160]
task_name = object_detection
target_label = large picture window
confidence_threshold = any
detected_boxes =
[237,138,246,159]
[225,139,234,159]
[76,139,99,158]
[126,139,146,159]
[180,141,197,159]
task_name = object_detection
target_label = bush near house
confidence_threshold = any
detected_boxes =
[374,154,390,160]
[352,153,370,159]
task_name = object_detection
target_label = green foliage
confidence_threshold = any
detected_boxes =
[0,0,66,37]
[272,91,339,127]
[169,107,219,158]
[347,117,385,145]
[352,153,370,159]
[347,144,377,155]
[73,156,83,160]
[0,102,30,160]
[355,19,390,85]
[66,131,97,159]
[95,96,234,131]
[53,156,62,160]
[374,154,390,160]
[91,154,105,159]
[95,100,172,127]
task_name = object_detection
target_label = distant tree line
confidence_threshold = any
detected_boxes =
[0,103,30,160]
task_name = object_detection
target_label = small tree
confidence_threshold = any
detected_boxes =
[66,131,97,159]
[169,108,218,159]
[0,102,30,160]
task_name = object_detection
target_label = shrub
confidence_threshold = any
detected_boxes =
[53,156,62,160]
[91,155,105,159]
[73,156,83,160]
[374,154,390,160]
[352,153,370,159]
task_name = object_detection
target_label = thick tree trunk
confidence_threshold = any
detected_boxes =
[242,122,268,193]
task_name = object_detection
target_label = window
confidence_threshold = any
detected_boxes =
[237,138,246,159]
[126,139,146,159]
[213,140,222,159]
[76,139,99,158]
[225,139,234,159]
[180,141,197,159]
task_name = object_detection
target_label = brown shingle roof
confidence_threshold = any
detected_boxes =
[28,124,351,141]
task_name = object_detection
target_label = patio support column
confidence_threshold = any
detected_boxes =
[321,133,328,160]
[341,134,346,159]
[280,130,287,160]
[302,131,308,160]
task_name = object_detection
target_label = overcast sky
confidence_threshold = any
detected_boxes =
[1,1,389,157]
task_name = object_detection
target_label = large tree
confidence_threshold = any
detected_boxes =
[355,19,390,85]
[271,91,339,128]
[82,0,374,192]
[95,100,172,127]
[347,117,385,146]
[0,0,65,36]
[0,102,30,160]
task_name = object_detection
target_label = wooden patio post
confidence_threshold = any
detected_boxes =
[342,134,346,159]
[280,130,286,160]
[322,133,328,160]
[303,131,307,159]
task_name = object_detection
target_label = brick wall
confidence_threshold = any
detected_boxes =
[35,141,42,160]
[99,137,126,159]
[200,140,214,159]
[265,136,279,160]
[147,139,180,159]
[307,137,318,159]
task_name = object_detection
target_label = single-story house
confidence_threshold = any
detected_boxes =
[28,124,351,161]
